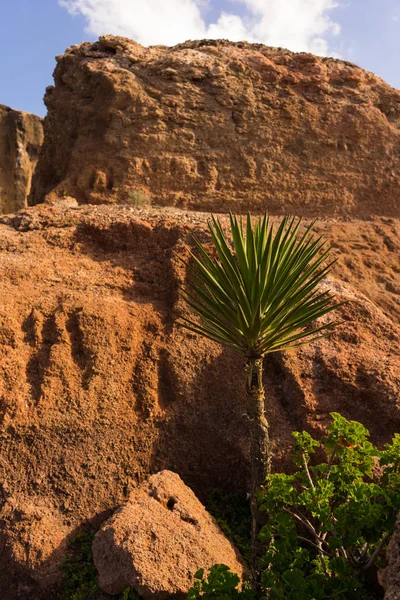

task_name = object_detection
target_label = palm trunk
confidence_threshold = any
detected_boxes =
[246,356,271,578]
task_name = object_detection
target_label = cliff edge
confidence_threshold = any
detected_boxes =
[30,36,400,216]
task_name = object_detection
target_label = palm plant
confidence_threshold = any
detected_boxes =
[178,213,342,571]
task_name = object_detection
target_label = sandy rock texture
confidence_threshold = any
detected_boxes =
[381,516,400,600]
[30,36,400,217]
[0,498,68,593]
[0,204,399,597]
[93,470,246,598]
[0,104,43,214]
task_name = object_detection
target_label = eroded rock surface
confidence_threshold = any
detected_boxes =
[0,498,68,593]
[30,36,400,216]
[381,516,400,600]
[93,470,246,597]
[0,205,399,597]
[0,104,43,214]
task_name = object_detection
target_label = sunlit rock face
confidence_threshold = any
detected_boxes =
[0,104,43,214]
[31,36,400,217]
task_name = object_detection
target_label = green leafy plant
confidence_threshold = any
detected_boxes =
[59,531,100,600]
[258,413,400,599]
[124,189,152,208]
[119,588,141,600]
[206,490,251,562]
[179,213,342,568]
[59,529,139,600]
[188,565,255,600]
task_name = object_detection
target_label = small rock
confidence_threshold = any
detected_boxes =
[93,470,246,598]
[45,194,79,208]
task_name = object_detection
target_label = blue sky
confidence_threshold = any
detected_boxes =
[0,0,399,117]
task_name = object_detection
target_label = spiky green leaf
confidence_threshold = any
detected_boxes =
[178,213,343,357]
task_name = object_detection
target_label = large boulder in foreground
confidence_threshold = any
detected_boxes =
[93,470,246,598]
[30,36,400,217]
[0,104,43,214]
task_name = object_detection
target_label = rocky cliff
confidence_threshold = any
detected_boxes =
[30,36,400,217]
[0,104,43,214]
[2,34,400,598]
[0,203,399,597]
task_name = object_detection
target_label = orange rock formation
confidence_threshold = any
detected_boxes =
[0,34,399,599]
[0,104,43,214]
[30,36,400,217]
[0,203,398,597]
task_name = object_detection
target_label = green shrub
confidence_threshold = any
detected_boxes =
[188,565,255,600]
[59,529,139,599]
[190,414,399,599]
[258,413,400,599]
[119,589,141,600]
[123,189,152,207]
[59,531,100,600]
[206,490,251,562]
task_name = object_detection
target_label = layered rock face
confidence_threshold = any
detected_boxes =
[30,36,400,216]
[0,203,399,597]
[0,104,43,214]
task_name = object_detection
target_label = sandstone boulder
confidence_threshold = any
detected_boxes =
[30,36,400,217]
[0,104,43,214]
[93,470,247,598]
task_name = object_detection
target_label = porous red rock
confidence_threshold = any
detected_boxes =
[93,470,246,598]
[30,36,400,217]
[0,204,398,598]
[0,104,43,214]
[0,497,69,595]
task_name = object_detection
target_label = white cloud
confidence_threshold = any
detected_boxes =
[60,0,341,56]
[59,0,207,46]
[241,0,341,55]
[207,12,254,42]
